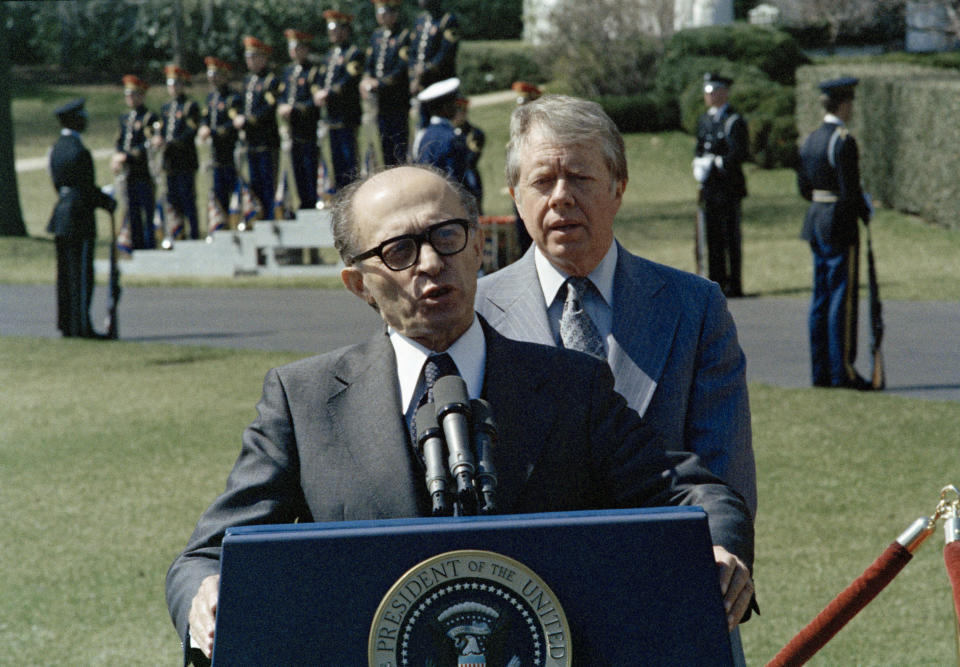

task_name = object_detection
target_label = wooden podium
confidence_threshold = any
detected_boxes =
[212,507,733,665]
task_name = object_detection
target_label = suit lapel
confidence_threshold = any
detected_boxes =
[480,321,555,512]
[480,249,555,346]
[326,331,423,517]
[609,245,679,416]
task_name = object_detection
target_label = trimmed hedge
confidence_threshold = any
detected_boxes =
[458,41,546,96]
[664,24,810,86]
[796,64,960,229]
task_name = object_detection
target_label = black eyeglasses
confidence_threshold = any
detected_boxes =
[349,219,471,271]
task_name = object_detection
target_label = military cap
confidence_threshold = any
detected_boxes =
[819,76,859,100]
[243,35,273,56]
[511,80,542,104]
[204,56,233,74]
[323,9,354,29]
[164,64,191,85]
[53,97,86,120]
[703,72,733,93]
[372,0,402,9]
[122,74,149,94]
[417,77,460,105]
[284,29,313,46]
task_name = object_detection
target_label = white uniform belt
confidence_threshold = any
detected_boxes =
[812,189,839,203]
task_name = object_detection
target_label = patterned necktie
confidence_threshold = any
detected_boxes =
[410,352,459,446]
[559,277,605,360]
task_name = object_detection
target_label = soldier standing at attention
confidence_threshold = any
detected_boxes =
[452,96,484,213]
[694,73,748,298]
[111,75,158,249]
[198,57,241,219]
[362,0,411,166]
[797,77,874,390]
[48,98,117,339]
[408,0,459,129]
[155,64,201,240]
[414,77,468,184]
[313,10,364,191]
[277,29,321,210]
[235,36,281,215]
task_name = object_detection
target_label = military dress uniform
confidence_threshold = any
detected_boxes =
[409,7,459,127]
[48,99,116,338]
[694,74,748,297]
[278,29,321,209]
[365,5,411,165]
[241,36,281,214]
[317,11,364,191]
[414,78,468,184]
[115,75,158,249]
[157,65,201,239]
[454,103,484,212]
[797,77,872,389]
[200,57,241,215]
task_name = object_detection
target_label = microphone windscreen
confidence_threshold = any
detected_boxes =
[415,402,439,440]
[433,375,469,416]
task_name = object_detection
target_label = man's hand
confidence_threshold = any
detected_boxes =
[189,574,220,659]
[713,546,754,631]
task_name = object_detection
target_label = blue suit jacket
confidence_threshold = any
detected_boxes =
[476,244,756,516]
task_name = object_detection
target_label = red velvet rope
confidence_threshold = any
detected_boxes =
[945,541,960,625]
[767,542,913,667]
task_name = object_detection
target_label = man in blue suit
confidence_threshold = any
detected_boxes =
[476,95,756,518]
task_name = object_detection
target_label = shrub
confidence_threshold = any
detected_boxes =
[458,41,546,96]
[594,91,677,134]
[664,24,810,86]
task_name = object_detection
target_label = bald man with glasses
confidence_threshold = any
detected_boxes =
[166,164,755,665]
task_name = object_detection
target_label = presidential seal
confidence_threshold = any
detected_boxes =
[369,549,572,666]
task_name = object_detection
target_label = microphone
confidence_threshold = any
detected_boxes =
[415,403,451,516]
[470,398,498,515]
[433,375,478,516]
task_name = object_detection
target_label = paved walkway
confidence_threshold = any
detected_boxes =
[2,284,957,402]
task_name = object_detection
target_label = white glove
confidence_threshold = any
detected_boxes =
[692,155,714,183]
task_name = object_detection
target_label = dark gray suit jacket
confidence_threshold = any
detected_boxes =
[476,244,756,516]
[165,320,753,656]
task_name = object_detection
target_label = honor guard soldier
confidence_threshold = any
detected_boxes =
[198,57,241,217]
[235,36,281,215]
[797,77,874,390]
[314,10,364,191]
[112,75,158,249]
[363,0,411,166]
[409,0,459,128]
[453,96,484,212]
[694,73,748,298]
[48,98,116,338]
[414,77,468,184]
[277,29,321,209]
[155,65,201,240]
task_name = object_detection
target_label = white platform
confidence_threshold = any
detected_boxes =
[95,208,343,278]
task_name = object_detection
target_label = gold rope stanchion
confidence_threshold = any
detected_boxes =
[938,486,960,666]
[769,486,959,667]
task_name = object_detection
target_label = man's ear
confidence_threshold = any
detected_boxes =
[341,266,367,301]
[470,224,484,271]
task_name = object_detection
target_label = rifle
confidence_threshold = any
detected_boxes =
[105,209,121,340]
[695,188,708,277]
[866,225,885,390]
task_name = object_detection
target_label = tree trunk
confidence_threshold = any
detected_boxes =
[0,3,27,237]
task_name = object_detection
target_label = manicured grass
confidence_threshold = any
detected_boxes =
[2,338,958,664]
